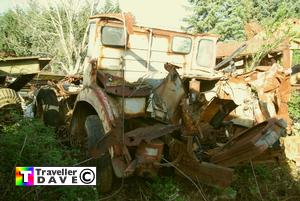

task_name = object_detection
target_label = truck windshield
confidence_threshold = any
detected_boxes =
[172,36,192,54]
[101,26,126,47]
[196,39,214,68]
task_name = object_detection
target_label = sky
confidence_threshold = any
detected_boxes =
[0,0,191,30]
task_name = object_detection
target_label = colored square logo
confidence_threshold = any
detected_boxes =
[16,167,34,186]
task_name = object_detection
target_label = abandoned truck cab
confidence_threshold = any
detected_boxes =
[86,13,219,81]
[70,13,287,192]
[72,12,220,129]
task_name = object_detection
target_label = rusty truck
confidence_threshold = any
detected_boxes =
[34,13,289,193]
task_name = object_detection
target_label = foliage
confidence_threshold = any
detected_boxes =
[230,163,300,201]
[289,90,300,135]
[138,164,300,201]
[293,50,300,66]
[0,0,120,74]
[0,9,32,56]
[0,114,98,201]
[185,0,300,41]
[1,116,300,201]
[184,0,250,41]
[147,177,185,201]
[288,91,300,121]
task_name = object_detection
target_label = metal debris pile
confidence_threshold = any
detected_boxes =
[148,63,290,187]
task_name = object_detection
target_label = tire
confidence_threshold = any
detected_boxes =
[0,88,21,109]
[84,115,113,193]
[34,87,61,127]
[0,88,22,123]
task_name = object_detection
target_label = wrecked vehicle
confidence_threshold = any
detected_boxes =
[0,56,50,123]
[35,13,289,192]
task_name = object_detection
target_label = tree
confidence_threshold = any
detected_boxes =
[0,9,32,56]
[185,0,254,41]
[0,0,120,74]
[185,0,300,41]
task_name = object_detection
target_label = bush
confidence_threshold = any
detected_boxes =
[0,115,98,201]
[288,91,300,121]
[147,177,185,201]
[288,91,300,135]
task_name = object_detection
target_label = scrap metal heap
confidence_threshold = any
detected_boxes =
[79,61,289,188]
[144,62,288,187]
[32,13,294,191]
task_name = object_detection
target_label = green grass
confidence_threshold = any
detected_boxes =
[288,91,300,135]
[1,110,300,201]
[289,91,300,121]
[146,177,186,201]
[0,114,98,201]
[292,50,300,66]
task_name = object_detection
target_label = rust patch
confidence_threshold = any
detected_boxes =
[209,118,286,167]
[97,71,151,97]
[168,141,234,188]
[124,124,180,146]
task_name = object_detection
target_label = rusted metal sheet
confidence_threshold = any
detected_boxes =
[200,98,237,128]
[121,97,146,117]
[7,74,36,92]
[243,64,291,127]
[0,57,50,75]
[168,141,234,188]
[149,64,186,122]
[34,72,66,81]
[64,12,295,191]
[124,124,180,146]
[209,119,286,167]
[74,86,116,134]
[0,57,51,91]
[181,99,201,135]
[252,148,285,164]
[96,71,151,97]
[89,12,135,34]
[217,39,287,58]
[135,139,164,177]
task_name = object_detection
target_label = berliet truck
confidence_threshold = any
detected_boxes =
[36,13,289,193]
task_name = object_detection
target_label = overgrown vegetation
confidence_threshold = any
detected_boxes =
[231,163,300,201]
[186,0,300,71]
[91,163,300,201]
[293,50,300,66]
[0,0,120,74]
[0,114,98,201]
[1,1,300,200]
[0,87,299,201]
[289,91,300,121]
[3,114,299,201]
[289,91,300,136]
[185,0,300,41]
[147,178,185,201]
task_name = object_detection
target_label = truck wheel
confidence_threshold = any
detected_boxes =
[0,88,22,122]
[34,88,61,127]
[84,115,113,193]
[0,88,21,108]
